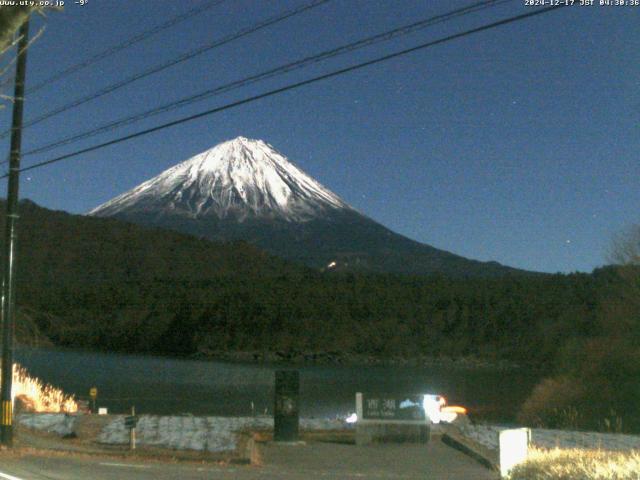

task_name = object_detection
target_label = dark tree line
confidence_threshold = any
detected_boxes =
[21,269,605,370]
[3,199,609,370]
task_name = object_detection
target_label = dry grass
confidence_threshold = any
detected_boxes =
[509,447,640,480]
[12,364,78,413]
[1,363,78,413]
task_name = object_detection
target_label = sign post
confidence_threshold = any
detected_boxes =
[89,387,97,414]
[125,406,138,450]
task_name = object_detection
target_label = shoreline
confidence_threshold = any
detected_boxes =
[192,349,522,370]
[17,343,528,371]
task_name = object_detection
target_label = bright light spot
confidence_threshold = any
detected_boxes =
[423,394,444,424]
[345,412,358,423]
[4,363,78,413]
[442,405,467,415]
[422,395,466,424]
[327,261,337,269]
[439,410,458,423]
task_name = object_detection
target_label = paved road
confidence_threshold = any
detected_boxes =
[259,439,498,479]
[0,439,497,479]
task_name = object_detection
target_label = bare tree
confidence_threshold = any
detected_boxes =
[0,6,54,111]
[0,6,33,53]
[609,224,640,266]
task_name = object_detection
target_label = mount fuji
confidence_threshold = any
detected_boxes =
[89,137,521,276]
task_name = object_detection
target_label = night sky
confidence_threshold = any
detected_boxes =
[0,0,637,273]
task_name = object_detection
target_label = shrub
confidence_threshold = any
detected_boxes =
[518,376,586,430]
[519,335,640,432]
[509,448,640,480]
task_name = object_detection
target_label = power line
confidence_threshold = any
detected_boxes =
[22,0,514,158]
[4,5,566,180]
[25,0,228,95]
[0,0,331,140]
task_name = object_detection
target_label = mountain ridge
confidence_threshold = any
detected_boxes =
[90,136,529,277]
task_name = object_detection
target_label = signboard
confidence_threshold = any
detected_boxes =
[355,393,431,445]
[361,394,425,421]
[124,415,138,429]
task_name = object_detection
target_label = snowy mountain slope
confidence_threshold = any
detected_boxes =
[90,137,350,222]
[90,137,525,276]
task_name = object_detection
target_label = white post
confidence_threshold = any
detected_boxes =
[499,428,530,478]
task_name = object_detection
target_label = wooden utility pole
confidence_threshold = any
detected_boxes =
[0,19,30,447]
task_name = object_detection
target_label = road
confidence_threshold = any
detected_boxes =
[0,440,497,479]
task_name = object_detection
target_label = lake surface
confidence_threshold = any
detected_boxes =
[15,347,537,422]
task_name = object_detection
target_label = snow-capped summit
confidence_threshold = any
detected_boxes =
[90,137,522,276]
[89,136,351,222]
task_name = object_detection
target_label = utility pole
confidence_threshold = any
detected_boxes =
[0,18,30,447]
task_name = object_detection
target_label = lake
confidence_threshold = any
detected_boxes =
[15,347,537,422]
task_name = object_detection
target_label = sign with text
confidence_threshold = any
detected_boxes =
[360,394,425,422]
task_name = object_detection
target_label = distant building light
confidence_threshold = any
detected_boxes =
[327,261,337,269]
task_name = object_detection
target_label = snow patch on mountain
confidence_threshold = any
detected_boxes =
[89,137,351,222]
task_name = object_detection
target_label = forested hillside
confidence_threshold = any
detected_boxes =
[1,200,608,369]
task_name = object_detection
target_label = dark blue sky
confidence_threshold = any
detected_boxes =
[1,0,638,273]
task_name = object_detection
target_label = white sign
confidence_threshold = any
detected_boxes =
[499,428,530,478]
[98,407,108,415]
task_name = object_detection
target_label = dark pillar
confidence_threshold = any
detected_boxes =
[274,370,299,442]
